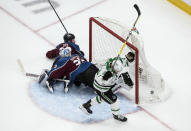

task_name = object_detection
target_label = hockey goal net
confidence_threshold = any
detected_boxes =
[89,17,170,104]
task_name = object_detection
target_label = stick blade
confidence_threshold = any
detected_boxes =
[17,59,25,74]
[134,4,141,16]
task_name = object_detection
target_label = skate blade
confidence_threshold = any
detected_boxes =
[48,87,54,93]
[79,106,91,115]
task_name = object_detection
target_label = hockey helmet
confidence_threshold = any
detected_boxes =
[106,58,123,73]
[63,33,75,42]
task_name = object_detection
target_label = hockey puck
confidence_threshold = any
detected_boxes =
[150,90,154,94]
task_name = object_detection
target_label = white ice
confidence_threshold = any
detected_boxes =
[0,0,191,131]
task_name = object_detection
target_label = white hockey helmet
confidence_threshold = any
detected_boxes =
[59,47,72,57]
[112,60,123,73]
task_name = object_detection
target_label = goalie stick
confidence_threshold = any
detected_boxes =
[112,4,141,68]
[25,72,70,83]
[26,71,70,93]
[17,59,70,93]
[17,59,70,83]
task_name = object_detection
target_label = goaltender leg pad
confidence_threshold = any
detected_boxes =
[29,82,140,124]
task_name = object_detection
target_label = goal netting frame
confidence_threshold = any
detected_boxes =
[89,17,169,104]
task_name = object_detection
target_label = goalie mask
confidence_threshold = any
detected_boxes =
[59,47,72,57]
[63,33,75,42]
[125,52,135,63]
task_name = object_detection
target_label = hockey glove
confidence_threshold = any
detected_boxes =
[103,71,113,80]
[121,72,134,87]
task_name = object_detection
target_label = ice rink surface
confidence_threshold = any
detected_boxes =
[0,0,191,131]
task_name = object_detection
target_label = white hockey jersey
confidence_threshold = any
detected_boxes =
[93,59,133,93]
[93,67,117,92]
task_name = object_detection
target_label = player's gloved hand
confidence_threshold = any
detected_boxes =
[121,72,134,86]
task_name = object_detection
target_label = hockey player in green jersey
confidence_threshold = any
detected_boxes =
[105,51,135,71]
[79,52,135,122]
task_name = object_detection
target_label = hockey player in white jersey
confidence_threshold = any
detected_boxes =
[79,52,135,122]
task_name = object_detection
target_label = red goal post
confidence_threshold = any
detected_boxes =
[89,17,140,104]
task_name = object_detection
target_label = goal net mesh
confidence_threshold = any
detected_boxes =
[89,17,171,104]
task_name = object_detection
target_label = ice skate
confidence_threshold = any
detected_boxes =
[46,80,54,93]
[79,100,92,114]
[113,114,127,122]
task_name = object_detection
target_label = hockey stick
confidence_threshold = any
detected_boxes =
[47,0,68,33]
[26,72,70,83]
[17,59,39,78]
[112,4,141,68]
[17,59,70,83]
[26,71,70,93]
